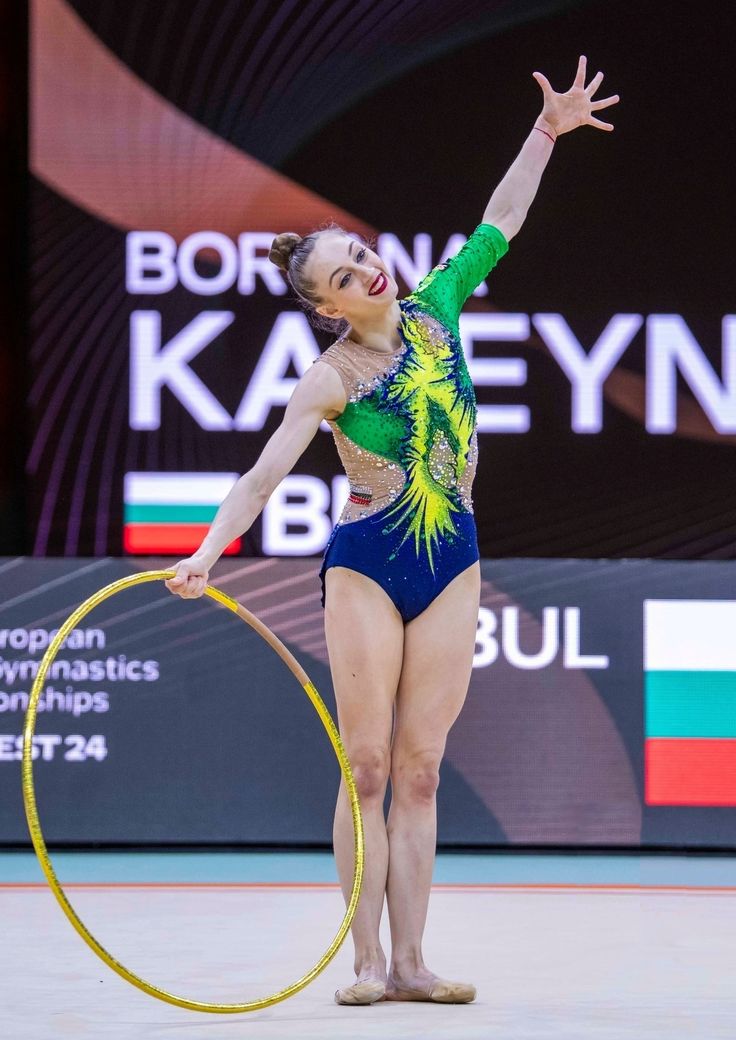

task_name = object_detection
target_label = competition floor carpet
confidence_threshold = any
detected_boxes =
[2,851,735,1039]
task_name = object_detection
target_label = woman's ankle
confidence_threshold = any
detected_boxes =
[388,953,428,980]
[353,947,387,976]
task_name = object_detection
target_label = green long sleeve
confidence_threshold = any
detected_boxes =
[408,223,508,333]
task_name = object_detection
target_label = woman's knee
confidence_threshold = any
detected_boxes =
[350,746,391,804]
[391,749,441,806]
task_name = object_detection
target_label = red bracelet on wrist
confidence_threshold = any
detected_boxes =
[534,125,556,144]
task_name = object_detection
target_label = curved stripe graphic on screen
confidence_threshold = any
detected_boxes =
[65,0,580,168]
[94,382,128,554]
[218,0,388,144]
[30,189,84,277]
[30,204,119,364]
[64,344,128,554]
[28,261,124,470]
[31,0,373,240]
[29,240,121,402]
[32,283,132,553]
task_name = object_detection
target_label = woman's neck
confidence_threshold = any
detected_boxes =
[346,300,403,353]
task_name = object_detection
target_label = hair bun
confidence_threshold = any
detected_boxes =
[269,232,302,273]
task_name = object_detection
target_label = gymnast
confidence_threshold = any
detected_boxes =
[167,56,618,1004]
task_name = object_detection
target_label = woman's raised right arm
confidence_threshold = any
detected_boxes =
[165,361,345,599]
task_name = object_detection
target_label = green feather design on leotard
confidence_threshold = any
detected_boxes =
[381,305,476,570]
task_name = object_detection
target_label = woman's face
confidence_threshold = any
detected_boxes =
[305,233,398,324]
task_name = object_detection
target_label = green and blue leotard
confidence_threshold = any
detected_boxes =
[317,223,508,621]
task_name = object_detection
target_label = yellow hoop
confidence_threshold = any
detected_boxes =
[21,569,364,1014]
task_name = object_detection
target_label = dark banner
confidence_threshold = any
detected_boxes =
[1,557,735,847]
[27,0,736,559]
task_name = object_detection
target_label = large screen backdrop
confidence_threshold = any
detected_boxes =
[2,557,736,847]
[28,0,736,559]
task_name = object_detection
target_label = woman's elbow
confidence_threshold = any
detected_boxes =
[239,468,274,506]
[483,206,525,241]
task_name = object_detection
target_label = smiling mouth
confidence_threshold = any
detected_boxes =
[368,272,387,295]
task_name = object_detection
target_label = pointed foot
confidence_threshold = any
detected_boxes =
[334,980,386,1005]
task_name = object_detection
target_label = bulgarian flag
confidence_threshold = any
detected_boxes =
[644,600,736,805]
[124,472,240,555]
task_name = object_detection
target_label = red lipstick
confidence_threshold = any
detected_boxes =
[368,272,387,295]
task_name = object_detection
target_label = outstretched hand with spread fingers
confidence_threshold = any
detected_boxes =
[533,55,619,137]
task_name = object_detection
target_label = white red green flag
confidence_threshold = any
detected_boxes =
[123,472,240,555]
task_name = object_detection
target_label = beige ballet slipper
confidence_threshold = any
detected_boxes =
[386,977,476,1003]
[334,979,386,1005]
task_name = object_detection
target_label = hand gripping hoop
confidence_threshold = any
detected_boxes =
[21,569,364,1013]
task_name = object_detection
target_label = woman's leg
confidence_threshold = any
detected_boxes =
[324,565,405,1000]
[385,561,480,1000]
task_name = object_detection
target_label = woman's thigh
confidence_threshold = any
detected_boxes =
[392,562,480,759]
[324,566,405,752]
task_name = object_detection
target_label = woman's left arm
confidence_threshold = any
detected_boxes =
[484,55,619,241]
